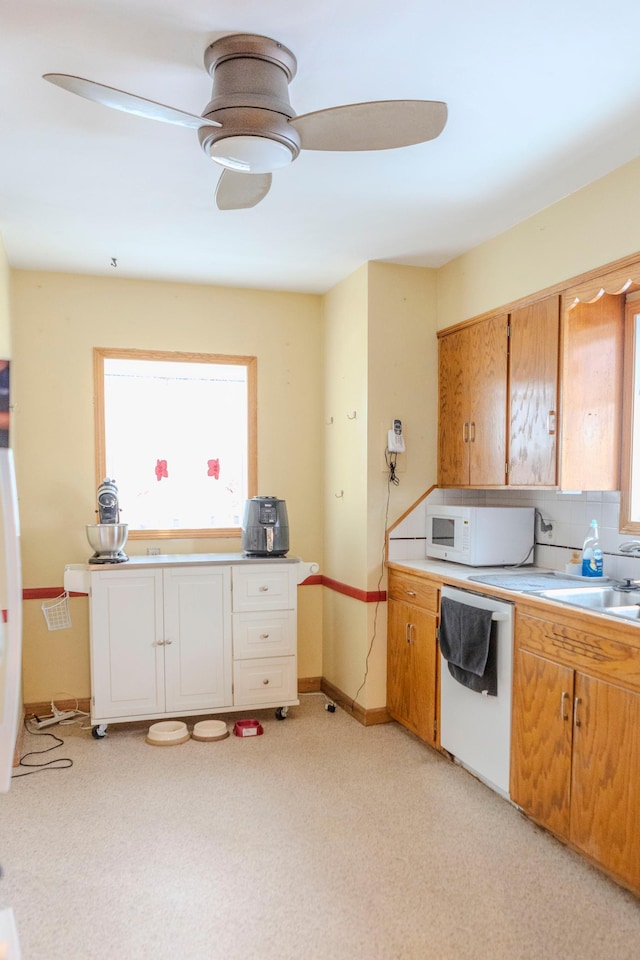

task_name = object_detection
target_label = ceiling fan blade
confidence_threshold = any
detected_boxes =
[43,74,219,130]
[215,170,272,210]
[290,100,447,151]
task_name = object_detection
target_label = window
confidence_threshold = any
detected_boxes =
[94,348,257,538]
[621,294,640,534]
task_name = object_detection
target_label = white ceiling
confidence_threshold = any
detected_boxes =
[3,1,640,294]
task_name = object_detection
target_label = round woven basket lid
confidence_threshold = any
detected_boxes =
[191,719,229,742]
[146,720,190,746]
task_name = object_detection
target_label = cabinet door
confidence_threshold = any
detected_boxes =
[510,647,574,839]
[560,293,624,491]
[387,599,438,745]
[163,566,232,712]
[570,674,640,890]
[438,328,470,485]
[509,297,559,485]
[468,314,508,485]
[90,569,164,720]
[437,315,508,486]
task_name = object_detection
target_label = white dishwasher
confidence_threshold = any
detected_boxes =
[439,584,514,799]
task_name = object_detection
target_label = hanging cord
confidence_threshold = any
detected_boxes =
[11,718,73,778]
[385,449,400,486]
[350,469,394,710]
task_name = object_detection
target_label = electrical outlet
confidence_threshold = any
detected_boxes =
[147,547,161,556]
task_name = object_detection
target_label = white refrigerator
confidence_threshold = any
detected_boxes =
[0,446,22,793]
[0,357,23,957]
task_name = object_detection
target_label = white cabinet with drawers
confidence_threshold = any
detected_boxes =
[231,564,298,712]
[75,555,316,736]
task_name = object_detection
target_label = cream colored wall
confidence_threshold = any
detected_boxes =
[322,262,438,709]
[437,157,640,327]
[323,265,369,583]
[366,262,438,580]
[11,270,324,702]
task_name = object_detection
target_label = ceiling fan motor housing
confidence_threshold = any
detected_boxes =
[200,34,301,169]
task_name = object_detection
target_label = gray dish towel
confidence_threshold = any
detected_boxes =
[439,597,498,696]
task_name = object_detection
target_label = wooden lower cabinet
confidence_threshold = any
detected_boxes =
[511,610,640,894]
[511,647,573,838]
[387,570,438,745]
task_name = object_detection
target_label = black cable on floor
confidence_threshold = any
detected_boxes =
[11,718,73,778]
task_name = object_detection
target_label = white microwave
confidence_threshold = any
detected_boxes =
[426,504,535,566]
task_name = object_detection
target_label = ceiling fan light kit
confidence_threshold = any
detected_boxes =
[43,32,447,210]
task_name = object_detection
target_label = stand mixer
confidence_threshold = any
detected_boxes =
[86,478,129,563]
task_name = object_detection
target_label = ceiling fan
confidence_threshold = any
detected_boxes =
[43,33,448,211]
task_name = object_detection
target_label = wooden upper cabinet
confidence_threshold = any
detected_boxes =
[438,314,508,486]
[509,297,560,486]
[559,293,624,491]
[437,284,623,491]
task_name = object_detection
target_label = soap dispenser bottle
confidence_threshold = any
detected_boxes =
[581,519,603,577]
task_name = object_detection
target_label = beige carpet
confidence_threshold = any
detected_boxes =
[1,695,639,960]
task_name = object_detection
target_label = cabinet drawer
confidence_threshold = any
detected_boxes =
[516,612,640,692]
[388,570,439,612]
[232,565,292,611]
[233,657,297,705]
[233,610,296,659]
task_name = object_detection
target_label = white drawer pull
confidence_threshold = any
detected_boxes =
[260,633,270,639]
[259,585,269,592]
[262,678,269,685]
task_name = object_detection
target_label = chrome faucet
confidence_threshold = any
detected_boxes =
[619,541,640,554]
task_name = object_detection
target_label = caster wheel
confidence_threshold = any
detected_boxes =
[92,725,107,739]
[275,707,288,720]
[325,703,336,713]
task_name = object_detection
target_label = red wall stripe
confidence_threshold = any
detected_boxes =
[25,575,386,603]
[319,575,386,603]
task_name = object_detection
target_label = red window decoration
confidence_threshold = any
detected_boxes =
[155,459,168,481]
[207,459,220,479]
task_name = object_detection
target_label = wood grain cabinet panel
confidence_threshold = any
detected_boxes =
[510,647,573,839]
[509,297,559,486]
[437,314,508,486]
[437,287,623,491]
[559,293,624,491]
[387,571,438,745]
[570,674,640,889]
[511,611,640,894]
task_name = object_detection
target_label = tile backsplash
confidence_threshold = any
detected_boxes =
[388,487,640,581]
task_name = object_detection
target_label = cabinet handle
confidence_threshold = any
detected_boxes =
[260,633,270,639]
[156,639,165,646]
[164,638,173,645]
[259,585,269,592]
[407,623,415,644]
[462,421,469,443]
[405,589,417,597]
[560,691,570,721]
[469,421,476,442]
[547,410,556,436]
[573,696,582,727]
[262,678,270,685]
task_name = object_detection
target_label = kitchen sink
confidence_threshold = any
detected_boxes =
[533,584,640,619]
[603,605,640,620]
